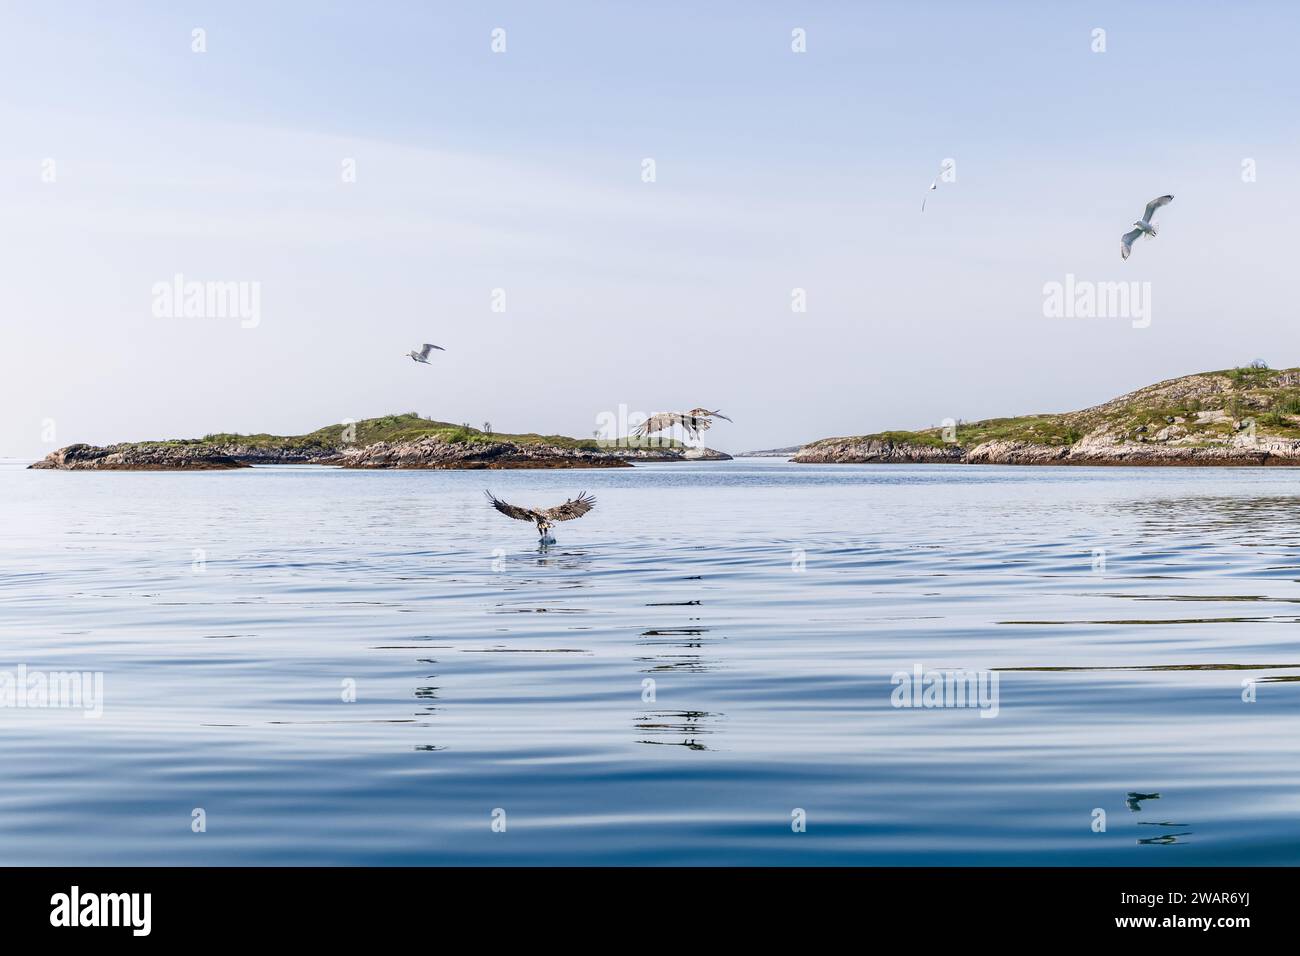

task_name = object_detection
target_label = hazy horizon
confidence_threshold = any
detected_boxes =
[3,1,1297,457]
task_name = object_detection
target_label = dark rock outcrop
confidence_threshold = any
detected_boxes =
[337,437,631,469]
[199,443,340,464]
[30,443,251,471]
[606,446,732,462]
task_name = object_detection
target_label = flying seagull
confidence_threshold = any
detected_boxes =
[406,343,445,364]
[1120,195,1174,260]
[485,490,596,544]
[921,160,955,212]
[633,408,732,441]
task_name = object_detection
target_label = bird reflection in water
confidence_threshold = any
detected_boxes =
[635,710,723,751]
[1127,791,1160,812]
[1127,791,1192,845]
[414,682,441,715]
[637,626,720,675]
[533,549,593,570]
[1137,825,1191,846]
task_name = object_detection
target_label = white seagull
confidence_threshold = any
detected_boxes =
[921,160,954,212]
[1121,195,1174,260]
[406,343,445,364]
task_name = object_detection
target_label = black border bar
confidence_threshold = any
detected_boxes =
[0,866,1274,941]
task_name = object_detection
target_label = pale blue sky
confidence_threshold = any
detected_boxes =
[2,1,1297,456]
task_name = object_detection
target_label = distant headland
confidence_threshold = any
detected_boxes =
[30,414,732,471]
[795,366,1300,466]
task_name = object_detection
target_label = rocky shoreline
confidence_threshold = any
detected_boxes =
[336,437,632,469]
[792,436,1300,466]
[31,436,731,471]
[792,367,1300,467]
[30,443,254,471]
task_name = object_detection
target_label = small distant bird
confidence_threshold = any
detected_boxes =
[921,160,955,212]
[406,343,445,364]
[634,408,732,441]
[1120,195,1174,260]
[485,490,596,544]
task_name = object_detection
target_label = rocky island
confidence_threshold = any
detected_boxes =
[795,366,1300,466]
[31,414,732,471]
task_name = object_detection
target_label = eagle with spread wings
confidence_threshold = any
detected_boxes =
[485,490,596,542]
[633,408,732,441]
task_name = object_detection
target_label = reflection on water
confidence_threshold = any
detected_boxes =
[1138,830,1192,846]
[5,460,1300,864]
[1124,494,1300,535]
[1127,792,1193,845]
[1002,664,1300,672]
[635,711,724,751]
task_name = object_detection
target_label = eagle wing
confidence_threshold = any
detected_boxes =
[539,493,596,523]
[485,491,539,522]
[1142,195,1173,222]
[633,412,682,437]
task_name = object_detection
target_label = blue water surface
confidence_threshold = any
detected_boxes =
[3,459,1299,864]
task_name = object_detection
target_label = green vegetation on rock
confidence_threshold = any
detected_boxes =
[177,413,682,451]
[805,365,1300,451]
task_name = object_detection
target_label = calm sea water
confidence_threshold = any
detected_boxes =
[3,458,1300,865]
